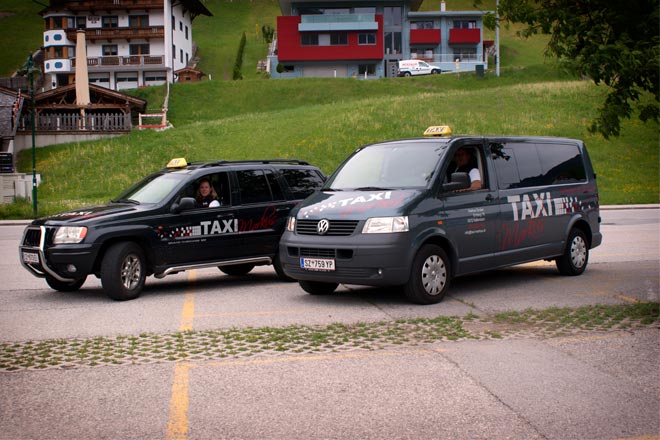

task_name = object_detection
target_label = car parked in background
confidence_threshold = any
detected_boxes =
[19,158,326,300]
[397,59,442,76]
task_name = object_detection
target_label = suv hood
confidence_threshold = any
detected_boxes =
[296,189,422,219]
[32,203,140,226]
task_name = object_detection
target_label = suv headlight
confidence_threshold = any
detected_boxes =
[362,216,409,234]
[54,226,88,244]
[286,216,296,232]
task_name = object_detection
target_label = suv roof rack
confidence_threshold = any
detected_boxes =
[196,159,310,168]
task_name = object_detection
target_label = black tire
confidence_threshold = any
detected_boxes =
[299,280,338,295]
[403,244,450,305]
[431,69,440,74]
[45,275,86,292]
[273,254,295,282]
[219,263,255,276]
[556,228,589,276]
[101,242,146,301]
[403,71,412,77]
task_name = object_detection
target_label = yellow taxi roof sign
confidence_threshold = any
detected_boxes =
[423,126,452,137]
[167,158,188,168]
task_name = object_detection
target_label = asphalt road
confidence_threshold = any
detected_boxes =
[0,207,658,440]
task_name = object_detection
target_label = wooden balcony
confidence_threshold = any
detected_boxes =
[72,54,165,68]
[66,26,164,42]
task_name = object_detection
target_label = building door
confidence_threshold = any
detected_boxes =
[385,60,399,78]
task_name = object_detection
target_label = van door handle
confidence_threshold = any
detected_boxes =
[485,194,495,202]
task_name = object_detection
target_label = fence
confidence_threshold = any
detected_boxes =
[19,112,131,132]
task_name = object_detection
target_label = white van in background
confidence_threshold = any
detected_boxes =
[397,60,442,76]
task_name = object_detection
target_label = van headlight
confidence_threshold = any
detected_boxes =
[286,216,296,232]
[54,226,88,244]
[362,216,409,234]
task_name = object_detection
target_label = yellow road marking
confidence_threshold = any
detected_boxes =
[552,333,628,343]
[166,270,197,440]
[580,291,640,303]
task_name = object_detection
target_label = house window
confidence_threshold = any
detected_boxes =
[411,21,434,30]
[384,32,402,54]
[129,15,149,28]
[185,53,189,65]
[301,34,319,46]
[129,44,150,55]
[173,44,176,56]
[383,7,401,26]
[358,33,376,45]
[185,25,189,40]
[172,15,175,29]
[330,33,347,46]
[180,49,183,63]
[102,44,118,56]
[102,16,118,28]
[179,21,183,31]
[358,64,376,75]
[76,16,86,28]
[453,20,477,29]
[453,47,477,61]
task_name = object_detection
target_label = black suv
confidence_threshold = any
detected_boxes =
[19,159,325,300]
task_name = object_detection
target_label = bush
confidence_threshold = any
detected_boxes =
[232,32,246,81]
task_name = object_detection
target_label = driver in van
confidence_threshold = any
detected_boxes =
[448,147,482,191]
[196,178,220,207]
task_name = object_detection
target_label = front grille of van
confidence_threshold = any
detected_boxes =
[296,219,359,236]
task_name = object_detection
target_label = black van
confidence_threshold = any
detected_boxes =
[279,127,602,304]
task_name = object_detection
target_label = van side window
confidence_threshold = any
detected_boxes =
[536,143,586,184]
[491,142,586,189]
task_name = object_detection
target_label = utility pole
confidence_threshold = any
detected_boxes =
[496,0,500,77]
[23,53,39,216]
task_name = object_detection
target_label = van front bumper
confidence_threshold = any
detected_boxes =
[279,231,413,286]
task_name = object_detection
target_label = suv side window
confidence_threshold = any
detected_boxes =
[280,168,325,199]
[236,169,273,204]
[264,169,285,201]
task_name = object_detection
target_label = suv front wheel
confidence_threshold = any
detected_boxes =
[101,242,146,301]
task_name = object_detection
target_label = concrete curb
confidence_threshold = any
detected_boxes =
[1,204,657,227]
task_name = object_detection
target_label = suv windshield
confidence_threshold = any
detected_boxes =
[325,142,445,190]
[112,173,187,204]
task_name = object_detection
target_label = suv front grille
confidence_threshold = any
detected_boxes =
[23,227,42,247]
[296,219,359,236]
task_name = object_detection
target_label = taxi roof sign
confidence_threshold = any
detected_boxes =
[423,126,452,137]
[167,158,188,168]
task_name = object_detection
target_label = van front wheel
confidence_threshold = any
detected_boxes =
[404,245,450,304]
[556,228,589,276]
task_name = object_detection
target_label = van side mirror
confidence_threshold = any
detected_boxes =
[171,197,196,213]
[442,172,470,192]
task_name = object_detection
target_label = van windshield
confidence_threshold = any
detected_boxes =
[325,142,445,190]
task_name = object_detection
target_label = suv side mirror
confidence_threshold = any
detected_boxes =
[442,172,471,192]
[171,197,196,214]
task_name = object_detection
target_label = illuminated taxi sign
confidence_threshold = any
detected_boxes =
[423,126,452,137]
[167,158,188,168]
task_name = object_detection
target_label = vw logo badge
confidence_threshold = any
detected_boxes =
[317,219,330,235]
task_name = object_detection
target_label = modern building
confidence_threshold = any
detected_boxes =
[39,0,212,91]
[270,0,492,78]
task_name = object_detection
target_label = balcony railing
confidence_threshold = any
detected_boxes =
[72,55,164,68]
[55,0,163,12]
[65,26,164,42]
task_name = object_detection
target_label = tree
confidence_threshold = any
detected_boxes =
[482,0,659,138]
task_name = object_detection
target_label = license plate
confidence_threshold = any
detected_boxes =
[300,257,335,271]
[22,251,39,264]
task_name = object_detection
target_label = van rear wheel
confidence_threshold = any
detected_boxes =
[404,245,450,304]
[556,228,589,276]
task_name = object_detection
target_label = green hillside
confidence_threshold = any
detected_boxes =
[0,0,658,219]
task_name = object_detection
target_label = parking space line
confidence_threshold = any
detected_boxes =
[166,270,197,440]
[579,290,640,303]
